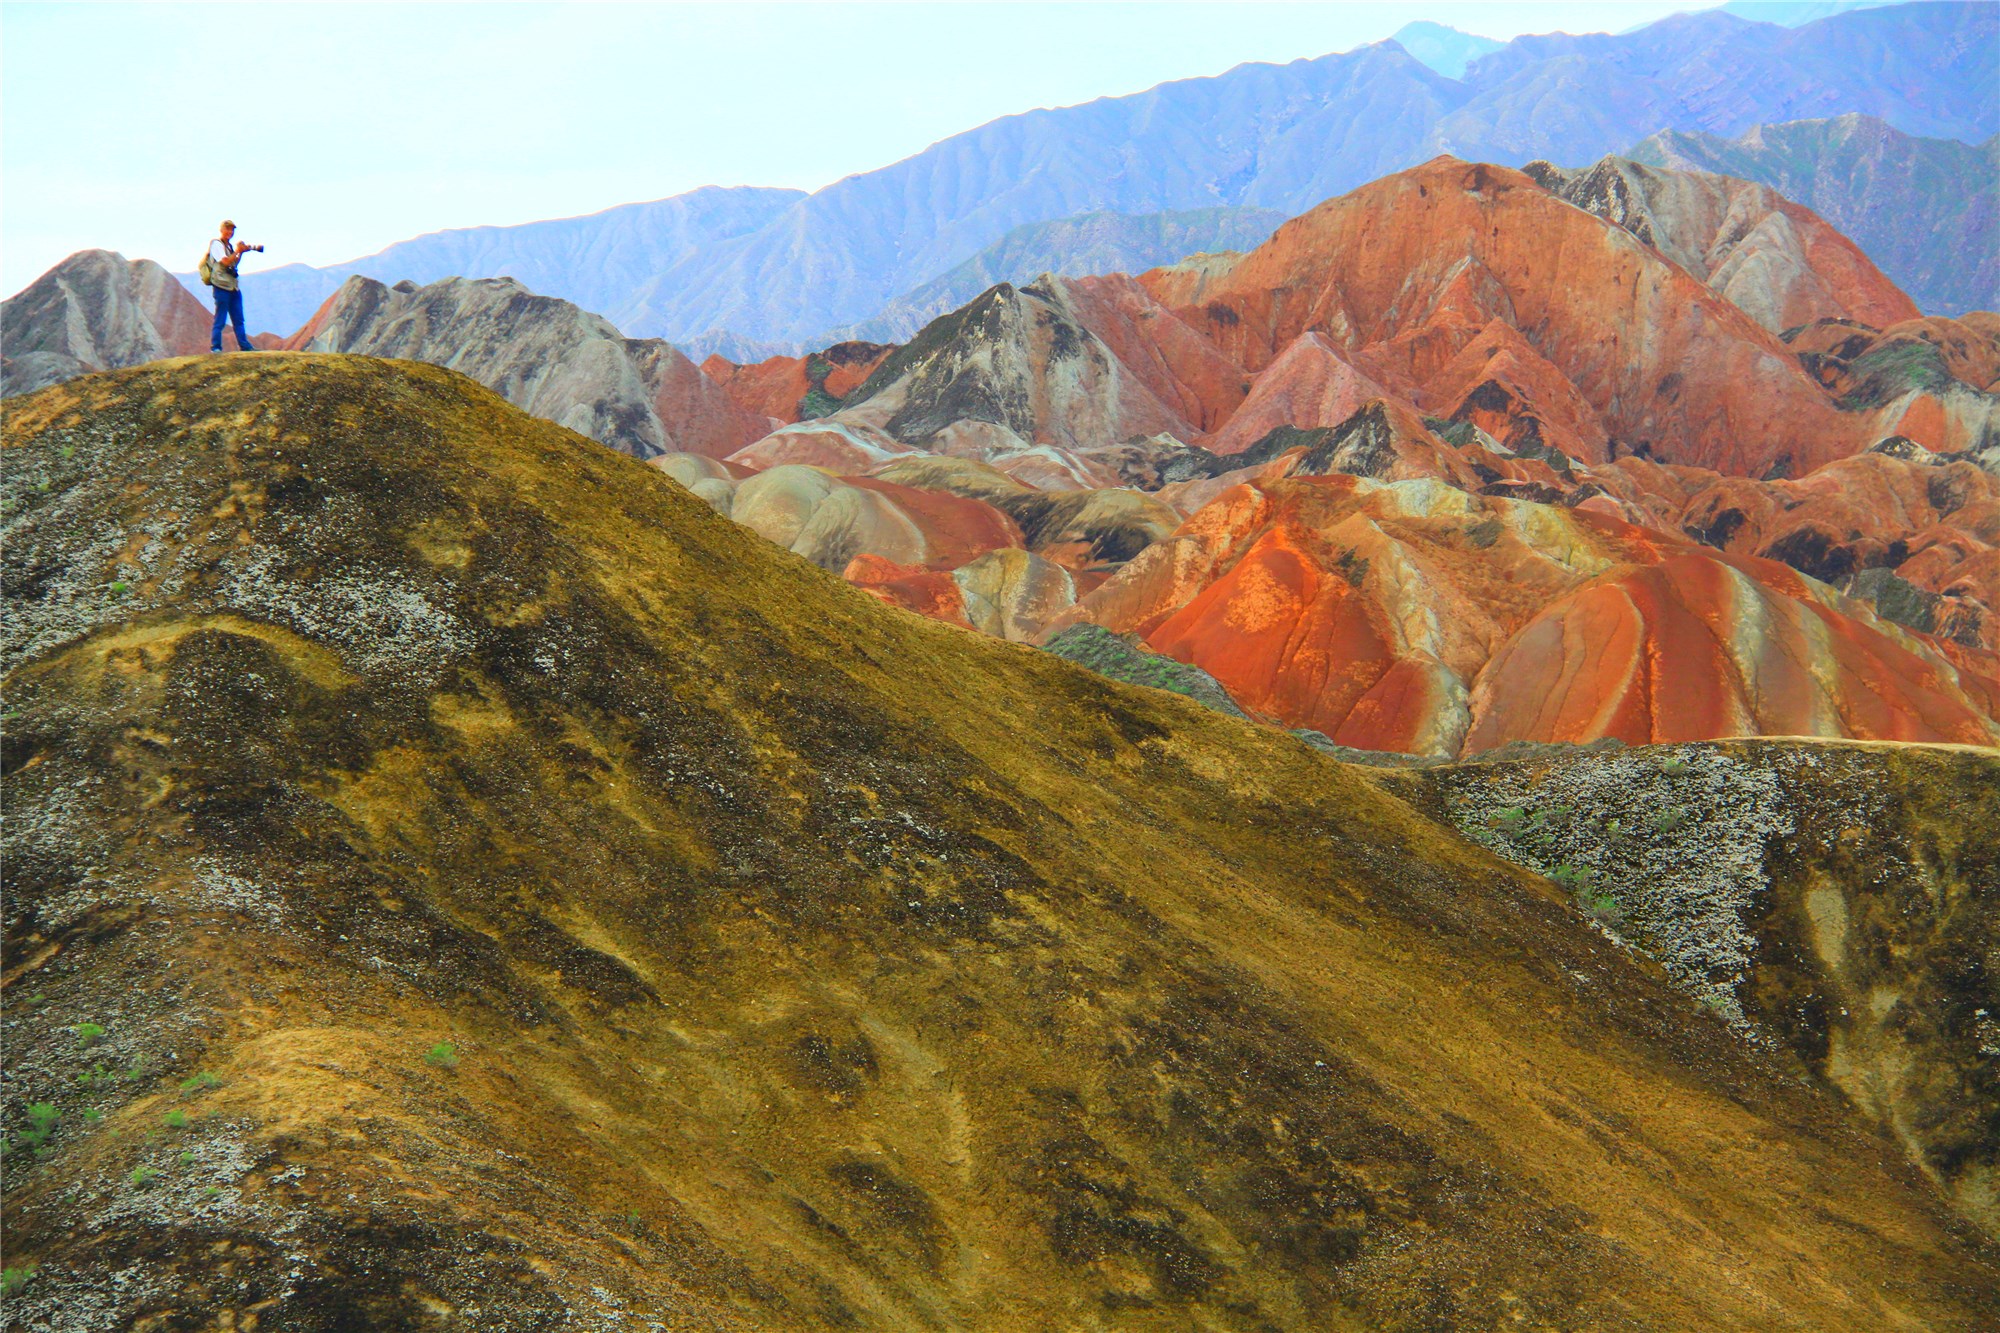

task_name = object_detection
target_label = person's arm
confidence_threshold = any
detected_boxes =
[221,242,249,270]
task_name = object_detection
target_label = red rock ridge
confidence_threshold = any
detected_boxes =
[1419,321,1611,464]
[1146,158,1871,477]
[1523,155,1920,333]
[702,352,811,422]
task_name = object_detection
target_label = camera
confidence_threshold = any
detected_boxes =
[248,244,266,253]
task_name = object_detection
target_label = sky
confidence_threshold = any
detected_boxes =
[4,1,1739,295]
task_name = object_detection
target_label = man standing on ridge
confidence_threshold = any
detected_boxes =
[206,220,263,353]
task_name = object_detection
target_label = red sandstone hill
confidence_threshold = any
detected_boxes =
[1045,473,2000,755]
[732,156,1955,494]
[1520,155,1921,335]
[1150,158,1883,478]
[1601,448,2000,652]
[650,411,2000,757]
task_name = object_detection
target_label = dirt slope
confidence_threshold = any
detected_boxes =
[1388,739,2000,1239]
[2,355,1994,1330]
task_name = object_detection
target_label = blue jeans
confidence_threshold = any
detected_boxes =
[211,286,251,352]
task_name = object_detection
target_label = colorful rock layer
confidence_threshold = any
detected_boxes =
[695,156,1998,754]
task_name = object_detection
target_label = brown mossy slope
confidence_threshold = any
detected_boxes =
[2,354,1995,1330]
[1387,739,2000,1240]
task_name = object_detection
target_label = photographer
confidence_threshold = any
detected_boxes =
[205,219,265,353]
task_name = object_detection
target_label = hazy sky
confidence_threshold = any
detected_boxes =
[5,1,1730,294]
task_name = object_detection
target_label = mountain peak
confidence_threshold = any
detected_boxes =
[1388,20,1503,77]
[1,249,213,395]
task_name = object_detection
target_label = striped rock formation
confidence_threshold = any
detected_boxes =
[1,250,214,395]
[1152,158,1885,478]
[282,275,767,459]
[1521,155,1921,334]
[691,463,1022,575]
[1048,474,2000,756]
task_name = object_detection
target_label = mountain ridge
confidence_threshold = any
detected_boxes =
[273,273,770,459]
[172,184,807,343]
[1627,113,2000,314]
[1388,21,1503,78]
[831,207,1288,345]
[145,1,1998,348]
[614,1,1999,346]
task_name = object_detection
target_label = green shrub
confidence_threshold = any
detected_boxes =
[1653,806,1691,834]
[3,1103,61,1157]
[163,1110,188,1130]
[1422,417,1478,447]
[73,1021,107,1049]
[1839,340,1951,407]
[130,1164,159,1187]
[179,1072,223,1095]
[424,1041,459,1070]
[1546,864,1592,893]
[796,387,844,420]
[1580,890,1627,929]
[1543,865,1627,929]
[1,1264,35,1296]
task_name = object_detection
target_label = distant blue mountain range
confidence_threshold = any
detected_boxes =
[188,1,1996,350]
[216,185,804,343]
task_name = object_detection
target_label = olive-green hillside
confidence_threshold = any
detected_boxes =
[1384,738,2000,1240]
[3,355,1994,1330]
